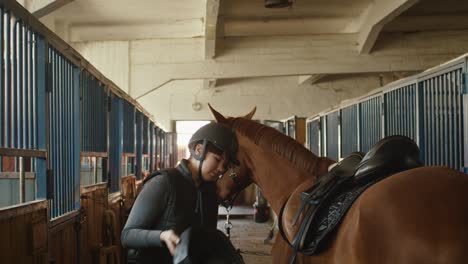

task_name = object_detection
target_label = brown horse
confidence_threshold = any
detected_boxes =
[212,105,468,264]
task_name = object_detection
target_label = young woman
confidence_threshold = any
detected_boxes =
[121,123,239,264]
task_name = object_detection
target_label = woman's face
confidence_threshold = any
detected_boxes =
[195,144,228,182]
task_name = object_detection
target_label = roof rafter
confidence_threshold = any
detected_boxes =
[357,0,419,54]
[205,0,221,59]
[28,0,74,18]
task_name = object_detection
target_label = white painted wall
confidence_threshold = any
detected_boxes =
[72,41,130,94]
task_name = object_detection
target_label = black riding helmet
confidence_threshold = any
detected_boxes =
[189,122,239,166]
[188,123,239,222]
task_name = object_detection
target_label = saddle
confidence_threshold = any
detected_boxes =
[280,135,422,263]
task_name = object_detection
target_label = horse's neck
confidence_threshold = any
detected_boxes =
[241,137,318,213]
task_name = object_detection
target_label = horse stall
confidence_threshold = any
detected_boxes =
[321,109,340,161]
[340,104,359,158]
[305,117,320,156]
[0,2,175,263]
[306,55,468,172]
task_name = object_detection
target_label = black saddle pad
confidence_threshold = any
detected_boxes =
[299,178,376,255]
[173,227,245,264]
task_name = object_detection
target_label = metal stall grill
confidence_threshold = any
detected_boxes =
[307,119,320,155]
[122,100,135,154]
[80,71,107,153]
[143,116,149,155]
[109,94,123,193]
[48,48,80,219]
[149,122,154,172]
[135,111,143,179]
[325,111,340,161]
[359,96,382,153]
[419,67,464,170]
[340,105,359,158]
[384,83,418,142]
[320,116,326,156]
[0,7,47,206]
[1,9,40,151]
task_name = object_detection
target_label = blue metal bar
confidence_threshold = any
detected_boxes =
[102,84,107,152]
[32,33,36,149]
[65,58,70,213]
[24,27,29,149]
[54,49,60,217]
[18,22,24,149]
[109,95,123,193]
[49,48,54,216]
[0,9,3,170]
[0,6,1,171]
[73,66,80,210]
[136,111,143,179]
[80,71,84,151]
[59,54,64,215]
[36,36,46,199]
[456,70,463,170]
[5,11,10,148]
[93,76,96,151]
[71,61,76,211]
[12,19,18,149]
[25,29,30,149]
[427,80,432,165]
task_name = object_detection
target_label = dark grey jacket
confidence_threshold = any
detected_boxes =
[121,160,218,264]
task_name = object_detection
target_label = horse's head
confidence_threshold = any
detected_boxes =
[207,104,256,204]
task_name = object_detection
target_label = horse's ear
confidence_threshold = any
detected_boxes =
[208,103,228,123]
[242,107,256,120]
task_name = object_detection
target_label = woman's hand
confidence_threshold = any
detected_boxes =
[160,230,180,255]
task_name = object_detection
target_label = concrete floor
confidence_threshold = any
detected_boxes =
[217,216,274,264]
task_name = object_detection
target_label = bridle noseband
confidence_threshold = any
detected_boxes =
[220,167,242,208]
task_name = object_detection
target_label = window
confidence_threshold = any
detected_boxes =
[142,156,150,172]
[121,155,136,177]
[0,156,36,208]
[80,156,106,186]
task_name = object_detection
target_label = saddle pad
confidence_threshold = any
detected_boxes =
[300,178,378,255]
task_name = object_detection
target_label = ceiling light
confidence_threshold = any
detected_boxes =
[265,0,292,8]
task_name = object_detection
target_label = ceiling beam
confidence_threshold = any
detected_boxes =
[131,31,468,99]
[357,0,419,54]
[68,20,204,42]
[298,75,326,85]
[26,0,74,18]
[205,0,221,59]
[224,17,358,37]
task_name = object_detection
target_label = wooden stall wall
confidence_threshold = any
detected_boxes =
[80,184,107,263]
[50,216,79,264]
[0,201,48,264]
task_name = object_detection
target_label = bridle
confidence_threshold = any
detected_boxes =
[220,167,243,238]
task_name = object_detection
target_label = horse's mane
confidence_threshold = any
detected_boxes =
[229,118,320,174]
